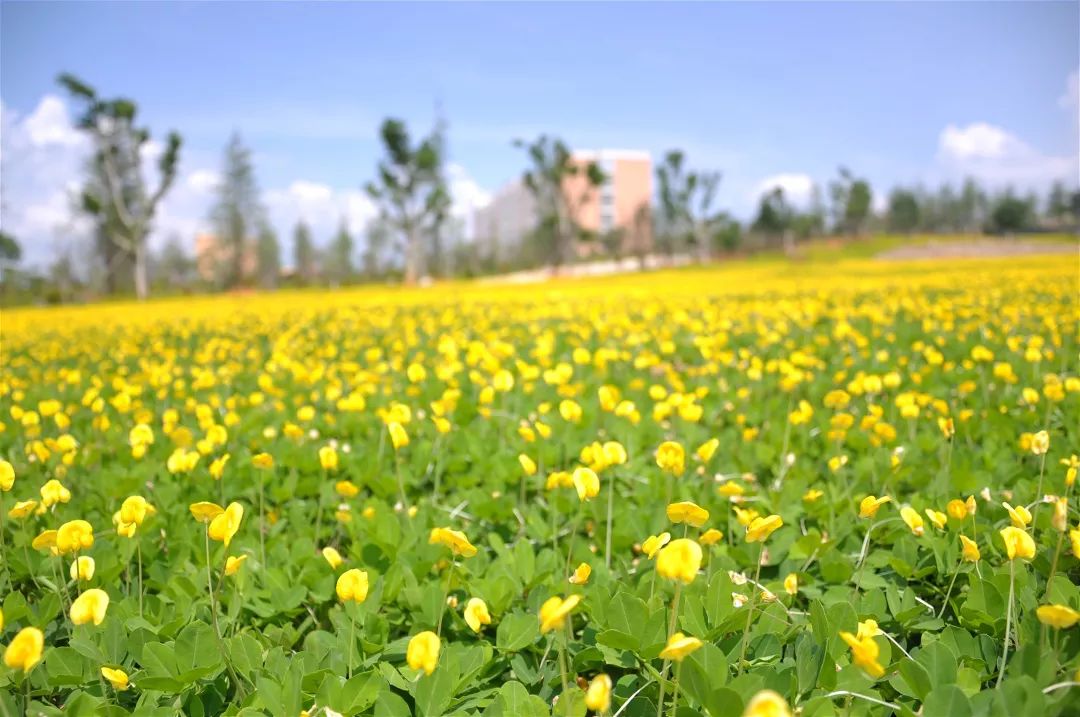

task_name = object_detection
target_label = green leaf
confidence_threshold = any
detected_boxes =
[496,612,540,652]
[914,641,957,689]
[923,684,971,717]
[897,657,932,700]
[45,646,89,685]
[413,656,459,717]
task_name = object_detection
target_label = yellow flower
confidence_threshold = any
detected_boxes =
[585,673,612,713]
[784,573,798,595]
[1000,526,1036,561]
[1002,502,1032,528]
[733,506,759,527]
[252,452,274,470]
[700,528,724,545]
[925,509,948,531]
[407,631,440,675]
[572,467,600,502]
[960,535,980,562]
[946,499,968,521]
[208,502,244,546]
[209,453,231,480]
[1036,604,1080,629]
[658,632,703,661]
[1031,430,1050,456]
[429,527,478,557]
[1071,526,1080,559]
[742,690,793,717]
[56,519,94,554]
[335,481,360,498]
[8,500,37,519]
[655,441,685,476]
[190,501,225,523]
[40,478,71,507]
[1062,455,1079,487]
[803,488,824,502]
[746,515,783,543]
[4,627,44,672]
[695,438,719,463]
[539,594,581,633]
[642,532,671,559]
[1052,497,1068,532]
[718,482,745,498]
[322,546,344,569]
[656,538,703,584]
[464,597,492,633]
[336,568,369,603]
[666,501,710,527]
[900,506,924,536]
[388,421,409,450]
[569,562,592,585]
[70,555,95,581]
[0,459,14,491]
[70,588,110,626]
[859,495,891,519]
[101,666,129,691]
[559,399,582,423]
[32,529,57,551]
[225,555,248,576]
[839,630,884,678]
[120,496,153,527]
[318,446,339,471]
[518,454,537,476]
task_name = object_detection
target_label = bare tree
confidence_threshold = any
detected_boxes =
[60,73,181,299]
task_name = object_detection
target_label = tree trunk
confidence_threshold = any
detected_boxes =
[404,227,420,285]
[134,241,148,300]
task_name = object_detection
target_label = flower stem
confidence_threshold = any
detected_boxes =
[997,560,1016,688]
[258,471,266,567]
[668,661,682,717]
[565,504,584,580]
[137,541,144,618]
[655,583,682,717]
[348,607,356,679]
[436,558,456,636]
[314,471,326,546]
[605,471,617,570]
[937,559,961,618]
[206,530,246,699]
[737,544,764,675]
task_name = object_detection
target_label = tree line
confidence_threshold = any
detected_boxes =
[1,74,1077,304]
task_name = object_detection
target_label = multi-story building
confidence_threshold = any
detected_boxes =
[473,149,653,264]
[194,233,258,284]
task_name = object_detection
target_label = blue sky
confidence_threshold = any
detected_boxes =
[1,2,1077,266]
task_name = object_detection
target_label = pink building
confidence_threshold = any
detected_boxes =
[474,149,653,261]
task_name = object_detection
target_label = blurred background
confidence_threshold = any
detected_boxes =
[0,2,1077,305]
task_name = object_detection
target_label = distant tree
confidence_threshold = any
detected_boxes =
[327,218,355,285]
[59,73,181,299]
[710,214,743,253]
[362,217,393,279]
[1047,181,1070,224]
[888,189,921,235]
[828,167,873,236]
[989,194,1031,234]
[365,118,447,285]
[514,135,605,270]
[255,221,281,289]
[958,177,987,233]
[210,133,262,288]
[293,221,316,283]
[626,203,653,269]
[655,150,721,258]
[155,234,195,288]
[0,232,21,264]
[753,187,793,245]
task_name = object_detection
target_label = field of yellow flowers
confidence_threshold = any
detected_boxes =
[1,254,1078,717]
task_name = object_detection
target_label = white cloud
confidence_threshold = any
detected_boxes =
[1059,69,1079,112]
[187,169,221,193]
[24,95,85,148]
[753,173,815,206]
[263,182,378,248]
[939,122,1015,161]
[936,121,1077,188]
